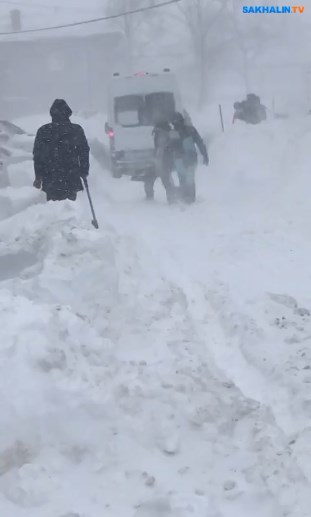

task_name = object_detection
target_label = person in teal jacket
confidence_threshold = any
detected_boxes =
[170,112,208,203]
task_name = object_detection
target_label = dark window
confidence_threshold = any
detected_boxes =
[145,92,175,126]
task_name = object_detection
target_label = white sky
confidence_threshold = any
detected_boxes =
[0,0,103,11]
[0,0,105,31]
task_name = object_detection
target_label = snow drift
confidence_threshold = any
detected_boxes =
[0,114,311,517]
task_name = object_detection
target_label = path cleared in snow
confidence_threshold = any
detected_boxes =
[0,116,311,517]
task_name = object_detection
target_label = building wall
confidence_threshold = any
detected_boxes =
[0,31,127,120]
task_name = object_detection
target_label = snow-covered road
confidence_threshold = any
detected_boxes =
[0,115,311,517]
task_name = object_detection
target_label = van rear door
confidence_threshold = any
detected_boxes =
[113,91,176,151]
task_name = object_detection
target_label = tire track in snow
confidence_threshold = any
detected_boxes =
[119,210,311,516]
[191,282,311,516]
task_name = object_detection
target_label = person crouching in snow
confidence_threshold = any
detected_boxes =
[170,112,208,204]
[233,94,266,125]
[33,99,90,201]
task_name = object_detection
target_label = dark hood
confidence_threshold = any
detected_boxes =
[50,99,72,122]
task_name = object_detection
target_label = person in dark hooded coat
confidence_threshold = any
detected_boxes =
[33,99,90,201]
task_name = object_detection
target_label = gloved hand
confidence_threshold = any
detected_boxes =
[33,178,42,189]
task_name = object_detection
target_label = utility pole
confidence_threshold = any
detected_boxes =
[10,9,22,32]
[306,65,311,110]
[232,0,250,93]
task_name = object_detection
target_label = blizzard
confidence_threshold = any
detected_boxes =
[0,113,311,517]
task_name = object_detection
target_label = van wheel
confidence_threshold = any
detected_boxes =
[111,166,122,178]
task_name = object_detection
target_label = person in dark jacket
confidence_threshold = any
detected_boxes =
[144,118,176,203]
[232,101,247,123]
[233,94,266,125]
[170,112,208,204]
[33,99,90,201]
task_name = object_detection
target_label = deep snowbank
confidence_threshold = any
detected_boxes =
[0,202,260,517]
[1,114,311,516]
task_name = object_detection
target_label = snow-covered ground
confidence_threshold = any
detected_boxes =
[0,114,311,517]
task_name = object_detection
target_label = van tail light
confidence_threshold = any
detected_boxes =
[105,122,114,138]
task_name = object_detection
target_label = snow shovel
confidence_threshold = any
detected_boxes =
[83,178,99,229]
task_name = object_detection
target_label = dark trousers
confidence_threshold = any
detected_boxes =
[46,190,77,202]
[144,169,176,203]
[174,159,196,204]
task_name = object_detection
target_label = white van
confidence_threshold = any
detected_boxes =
[105,70,184,178]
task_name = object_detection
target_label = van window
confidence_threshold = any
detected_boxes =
[114,92,175,127]
[114,95,143,127]
[145,92,175,125]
